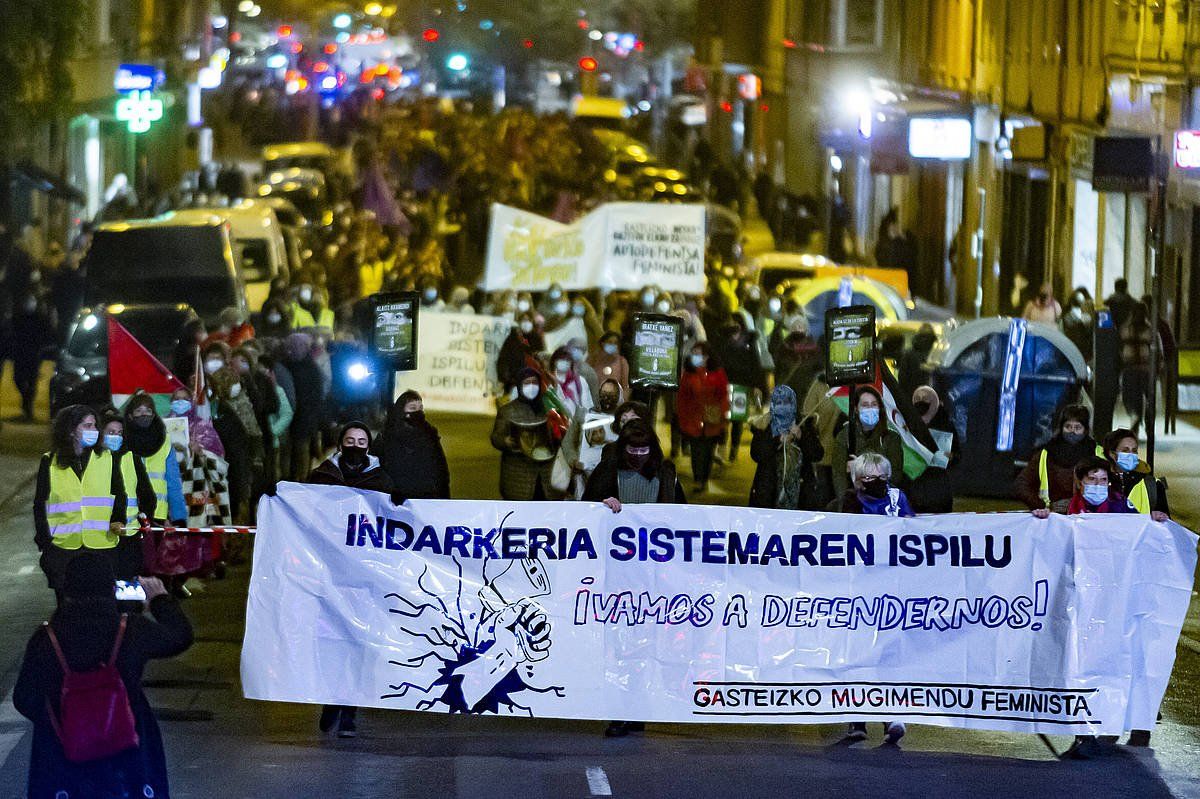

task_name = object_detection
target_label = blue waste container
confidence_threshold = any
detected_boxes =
[928,318,1088,498]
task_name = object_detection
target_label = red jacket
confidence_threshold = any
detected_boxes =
[677,366,729,439]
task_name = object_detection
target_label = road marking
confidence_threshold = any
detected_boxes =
[0,732,23,767]
[586,766,612,796]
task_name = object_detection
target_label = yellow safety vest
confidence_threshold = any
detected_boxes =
[1037,449,1050,506]
[290,302,335,330]
[118,451,139,517]
[1094,445,1153,513]
[45,450,119,551]
[141,439,174,520]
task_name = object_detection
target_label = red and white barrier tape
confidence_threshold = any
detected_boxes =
[141,525,257,535]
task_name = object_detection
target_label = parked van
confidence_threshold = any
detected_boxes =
[171,203,289,309]
[83,217,245,324]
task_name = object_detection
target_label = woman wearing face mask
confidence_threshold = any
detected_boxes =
[291,283,336,330]
[546,345,593,419]
[564,337,600,402]
[589,332,630,398]
[712,316,765,463]
[282,332,324,481]
[836,452,911,747]
[491,368,560,500]
[906,385,958,513]
[497,313,543,394]
[255,297,292,340]
[1015,404,1095,514]
[569,295,604,347]
[419,280,444,311]
[537,283,568,321]
[378,390,450,502]
[122,393,188,576]
[97,409,157,581]
[232,346,280,505]
[830,386,904,501]
[584,419,685,739]
[676,342,729,493]
[307,422,395,739]
[200,341,231,379]
[34,405,128,596]
[208,368,264,524]
[749,386,824,510]
[1060,287,1095,362]
[1101,428,1169,521]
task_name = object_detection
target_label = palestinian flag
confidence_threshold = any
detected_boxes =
[827,365,940,481]
[108,318,187,414]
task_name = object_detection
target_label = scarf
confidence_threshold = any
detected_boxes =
[770,385,797,437]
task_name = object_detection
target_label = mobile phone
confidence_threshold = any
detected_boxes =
[114,580,147,602]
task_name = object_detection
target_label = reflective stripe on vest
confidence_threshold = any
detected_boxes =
[1037,449,1050,506]
[117,452,143,532]
[45,450,118,551]
[142,439,173,520]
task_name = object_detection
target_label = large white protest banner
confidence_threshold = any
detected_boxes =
[242,486,1197,734]
[399,313,511,414]
[483,203,706,294]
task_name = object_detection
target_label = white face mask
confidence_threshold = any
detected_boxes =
[554,360,571,376]
[603,343,618,356]
[267,312,282,325]
[298,287,313,303]
[570,347,585,362]
[229,383,242,398]
[521,383,540,400]
[519,320,533,334]
[554,301,570,316]
[517,300,531,312]
[548,288,562,300]
[656,300,671,313]
[690,353,705,368]
[204,358,224,375]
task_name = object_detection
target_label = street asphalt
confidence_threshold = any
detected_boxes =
[0,372,1197,798]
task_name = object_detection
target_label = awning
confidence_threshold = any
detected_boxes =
[9,160,87,204]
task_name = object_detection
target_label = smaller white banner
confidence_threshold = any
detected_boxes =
[483,202,706,294]
[399,313,512,414]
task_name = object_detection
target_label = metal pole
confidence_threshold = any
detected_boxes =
[1146,168,1166,470]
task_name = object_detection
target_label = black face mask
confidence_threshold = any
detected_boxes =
[341,446,368,470]
[625,450,651,472]
[405,410,425,425]
[132,415,153,429]
[861,478,888,499]
[599,395,619,412]
[913,401,932,417]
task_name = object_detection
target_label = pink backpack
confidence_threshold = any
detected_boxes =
[44,615,140,763]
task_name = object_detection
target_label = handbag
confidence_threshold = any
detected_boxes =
[550,447,574,493]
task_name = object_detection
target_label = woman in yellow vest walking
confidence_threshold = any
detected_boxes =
[99,408,157,581]
[33,405,128,598]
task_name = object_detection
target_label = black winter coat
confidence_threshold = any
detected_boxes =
[307,454,395,494]
[582,455,686,504]
[14,596,193,799]
[377,419,451,500]
[284,356,325,438]
[748,419,824,509]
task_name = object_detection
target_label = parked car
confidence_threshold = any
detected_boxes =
[83,217,246,325]
[50,304,199,414]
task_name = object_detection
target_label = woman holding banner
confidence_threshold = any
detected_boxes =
[829,386,904,501]
[491,369,560,501]
[308,421,394,739]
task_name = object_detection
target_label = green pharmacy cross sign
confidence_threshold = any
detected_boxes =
[115,91,164,133]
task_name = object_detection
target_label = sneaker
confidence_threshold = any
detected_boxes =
[883,722,906,746]
[337,715,358,738]
[319,705,340,733]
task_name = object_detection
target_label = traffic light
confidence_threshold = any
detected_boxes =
[578,56,598,72]
[422,28,440,42]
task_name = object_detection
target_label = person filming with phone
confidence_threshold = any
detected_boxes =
[13,553,193,799]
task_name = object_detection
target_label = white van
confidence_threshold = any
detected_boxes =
[170,204,289,310]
